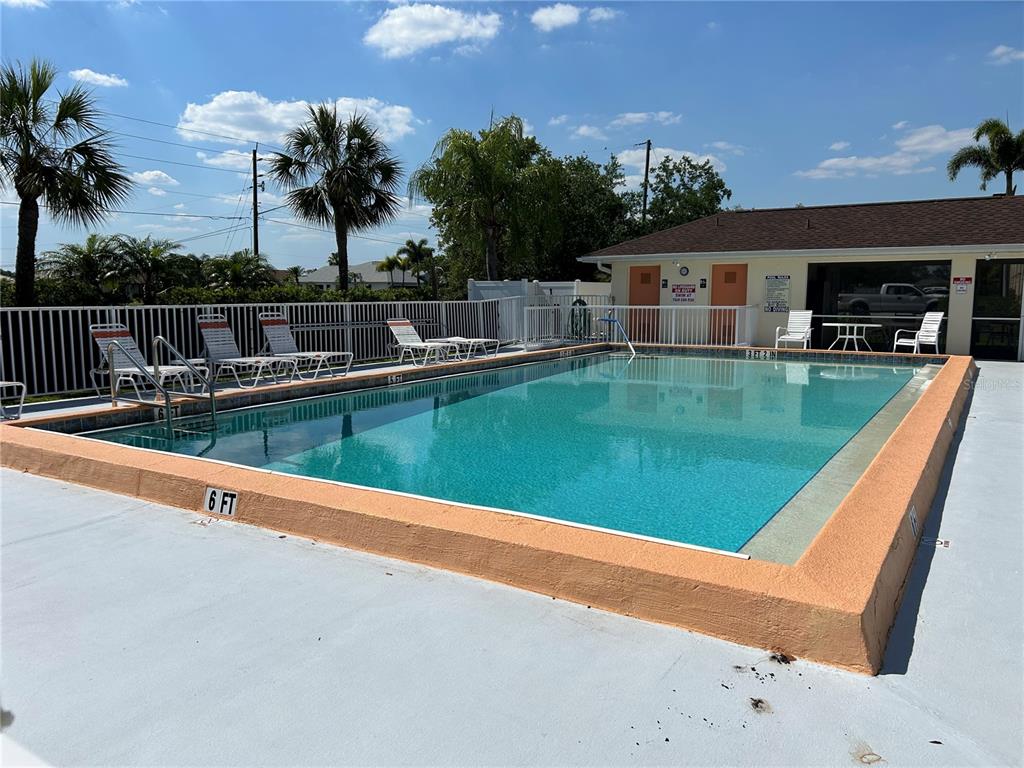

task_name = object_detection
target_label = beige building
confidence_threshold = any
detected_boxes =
[579,196,1024,359]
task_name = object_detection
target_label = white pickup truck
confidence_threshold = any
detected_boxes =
[837,283,944,315]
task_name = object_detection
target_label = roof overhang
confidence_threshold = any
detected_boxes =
[578,243,1024,263]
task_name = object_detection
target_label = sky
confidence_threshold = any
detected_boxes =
[2,0,1022,272]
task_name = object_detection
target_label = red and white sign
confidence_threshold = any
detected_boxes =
[952,276,973,294]
[672,284,696,303]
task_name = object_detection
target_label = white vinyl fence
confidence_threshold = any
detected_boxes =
[0,297,525,397]
[523,304,759,348]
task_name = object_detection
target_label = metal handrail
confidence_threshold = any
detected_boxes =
[153,335,217,427]
[106,340,176,435]
[598,312,636,358]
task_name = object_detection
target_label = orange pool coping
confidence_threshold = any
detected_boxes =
[0,351,976,673]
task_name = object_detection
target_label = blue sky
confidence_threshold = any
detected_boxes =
[2,1,1022,271]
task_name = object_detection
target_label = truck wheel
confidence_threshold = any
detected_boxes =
[849,302,869,316]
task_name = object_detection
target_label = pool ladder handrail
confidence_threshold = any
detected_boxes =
[599,311,636,358]
[105,337,216,437]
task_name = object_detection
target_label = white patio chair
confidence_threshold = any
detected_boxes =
[258,312,353,379]
[198,313,297,388]
[427,334,502,360]
[386,319,459,367]
[775,310,813,349]
[893,312,944,354]
[0,380,26,420]
[89,323,207,401]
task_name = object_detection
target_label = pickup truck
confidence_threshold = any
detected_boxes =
[837,283,943,315]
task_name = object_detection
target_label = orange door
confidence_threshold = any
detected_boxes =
[710,264,748,344]
[628,265,661,343]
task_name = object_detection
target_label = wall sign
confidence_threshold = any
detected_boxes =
[952,276,972,294]
[699,278,707,289]
[671,284,696,303]
[204,487,238,517]
[764,274,791,313]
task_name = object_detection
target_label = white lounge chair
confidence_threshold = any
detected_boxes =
[258,312,353,379]
[386,319,459,366]
[427,334,502,360]
[198,313,297,388]
[893,312,944,354]
[0,380,26,420]
[775,310,813,349]
[90,323,207,400]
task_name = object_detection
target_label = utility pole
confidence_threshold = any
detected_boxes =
[640,138,652,225]
[251,145,260,260]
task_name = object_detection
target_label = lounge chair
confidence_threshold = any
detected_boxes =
[89,323,207,400]
[427,334,502,360]
[775,310,813,349]
[386,319,459,366]
[893,312,944,354]
[258,312,353,379]
[198,313,297,388]
[0,380,26,420]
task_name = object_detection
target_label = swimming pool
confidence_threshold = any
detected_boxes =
[87,353,916,553]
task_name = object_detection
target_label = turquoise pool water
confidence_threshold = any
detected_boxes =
[88,354,916,552]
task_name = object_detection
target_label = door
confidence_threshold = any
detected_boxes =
[710,264,748,345]
[628,265,660,343]
[971,259,1024,361]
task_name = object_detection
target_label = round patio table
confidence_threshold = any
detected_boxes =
[822,322,883,351]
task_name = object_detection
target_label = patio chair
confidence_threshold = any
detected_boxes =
[427,334,502,360]
[893,312,944,354]
[89,323,208,401]
[775,310,813,349]
[386,319,459,367]
[198,314,297,388]
[0,379,26,420]
[258,312,353,379]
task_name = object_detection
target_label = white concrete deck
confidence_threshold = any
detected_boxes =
[1,361,1021,766]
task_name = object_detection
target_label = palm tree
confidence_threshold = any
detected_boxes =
[409,115,548,280]
[286,265,305,285]
[1,59,132,305]
[375,254,400,287]
[947,118,1024,196]
[267,107,403,291]
[39,233,118,302]
[110,235,182,303]
[396,237,438,299]
[204,248,274,290]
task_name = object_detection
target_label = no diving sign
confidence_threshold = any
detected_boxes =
[204,487,239,517]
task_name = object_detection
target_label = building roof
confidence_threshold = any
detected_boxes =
[581,196,1024,260]
[299,261,418,286]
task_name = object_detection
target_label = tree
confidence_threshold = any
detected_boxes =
[375,254,400,286]
[409,115,553,281]
[0,59,132,305]
[268,106,403,291]
[947,118,1024,196]
[39,233,118,302]
[110,235,182,303]
[204,248,275,290]
[642,155,732,233]
[285,265,305,284]
[397,237,438,299]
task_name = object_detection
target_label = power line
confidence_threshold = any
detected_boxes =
[110,131,246,157]
[0,201,245,220]
[261,217,410,247]
[119,153,247,174]
[106,110,287,153]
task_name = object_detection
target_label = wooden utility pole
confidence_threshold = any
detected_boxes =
[641,139,652,225]
[251,147,260,259]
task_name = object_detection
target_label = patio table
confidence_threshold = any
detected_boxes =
[822,322,883,351]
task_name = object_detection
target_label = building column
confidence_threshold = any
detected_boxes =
[946,254,977,356]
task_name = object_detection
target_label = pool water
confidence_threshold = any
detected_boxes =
[88,354,916,552]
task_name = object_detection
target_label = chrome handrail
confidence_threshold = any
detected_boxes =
[152,335,217,427]
[106,340,175,435]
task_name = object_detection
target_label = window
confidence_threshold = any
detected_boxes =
[640,272,652,285]
[724,271,737,284]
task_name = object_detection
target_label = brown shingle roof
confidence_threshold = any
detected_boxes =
[583,196,1024,259]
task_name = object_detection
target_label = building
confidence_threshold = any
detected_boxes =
[298,260,419,291]
[579,196,1024,359]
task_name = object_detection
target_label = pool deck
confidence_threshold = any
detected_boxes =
[1,360,1021,766]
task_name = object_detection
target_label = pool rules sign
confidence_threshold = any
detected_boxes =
[764,275,791,313]
[204,487,238,517]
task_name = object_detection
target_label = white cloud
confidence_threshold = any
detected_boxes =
[988,44,1024,65]
[173,203,186,211]
[828,141,851,151]
[146,187,167,197]
[892,120,910,130]
[548,114,569,126]
[796,124,971,179]
[608,111,681,129]
[0,0,48,7]
[571,124,607,141]
[531,3,581,32]
[364,4,501,58]
[617,146,726,185]
[706,21,719,30]
[68,68,128,87]
[707,140,746,156]
[522,119,535,136]
[588,7,620,23]
[196,149,253,171]
[177,91,418,145]
[131,170,179,186]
